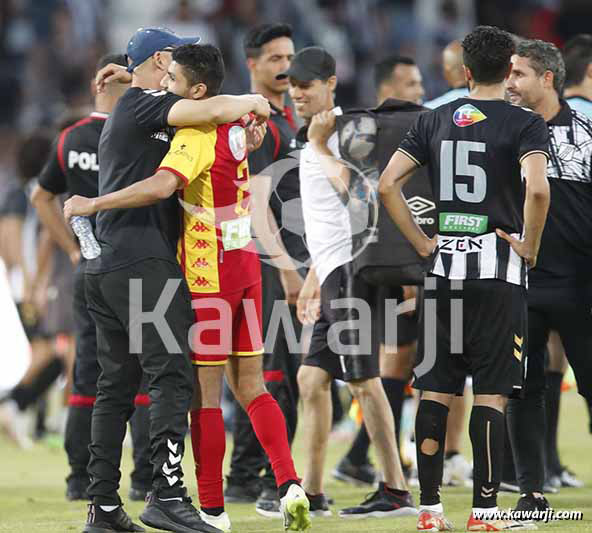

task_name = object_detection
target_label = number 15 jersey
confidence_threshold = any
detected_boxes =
[398,98,549,286]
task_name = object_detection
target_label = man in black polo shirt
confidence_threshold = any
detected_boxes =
[224,23,309,516]
[31,54,152,503]
[78,27,269,533]
[506,38,592,514]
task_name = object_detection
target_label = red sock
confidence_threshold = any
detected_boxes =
[247,392,298,487]
[190,408,226,509]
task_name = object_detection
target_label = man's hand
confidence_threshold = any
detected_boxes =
[418,235,438,258]
[69,249,81,265]
[496,229,538,268]
[280,269,304,305]
[251,95,271,125]
[308,110,336,146]
[245,120,267,153]
[296,273,321,325]
[95,63,132,93]
[64,195,97,222]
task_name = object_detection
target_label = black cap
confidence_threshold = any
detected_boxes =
[277,46,336,81]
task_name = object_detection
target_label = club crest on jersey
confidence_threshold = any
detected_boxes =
[453,104,487,127]
[228,125,247,161]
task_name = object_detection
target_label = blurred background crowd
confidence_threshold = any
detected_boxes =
[0,0,590,442]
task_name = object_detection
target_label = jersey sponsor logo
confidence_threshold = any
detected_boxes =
[191,258,209,269]
[228,125,247,161]
[406,195,436,224]
[439,235,484,253]
[68,150,99,171]
[190,221,209,233]
[453,104,487,127]
[172,143,194,162]
[191,276,211,288]
[191,239,211,250]
[439,212,488,234]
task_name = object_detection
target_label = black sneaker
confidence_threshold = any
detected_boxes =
[128,486,149,502]
[140,490,223,533]
[255,487,281,518]
[338,482,418,519]
[83,504,145,533]
[67,477,90,501]
[306,493,331,517]
[332,457,377,487]
[223,478,262,503]
[514,493,550,522]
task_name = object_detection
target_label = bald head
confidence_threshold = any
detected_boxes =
[442,40,466,89]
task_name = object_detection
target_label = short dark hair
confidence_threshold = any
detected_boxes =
[172,44,225,97]
[374,55,416,88]
[462,25,515,84]
[96,53,127,74]
[516,39,565,94]
[244,23,293,59]
[16,129,53,183]
[563,34,592,88]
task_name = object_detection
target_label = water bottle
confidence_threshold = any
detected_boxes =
[70,216,101,260]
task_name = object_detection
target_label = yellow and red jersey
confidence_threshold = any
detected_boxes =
[158,123,260,294]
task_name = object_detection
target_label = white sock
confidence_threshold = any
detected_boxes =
[473,506,498,519]
[99,505,119,512]
[420,503,444,513]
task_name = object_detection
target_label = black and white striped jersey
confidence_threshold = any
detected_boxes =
[530,102,592,287]
[398,97,549,287]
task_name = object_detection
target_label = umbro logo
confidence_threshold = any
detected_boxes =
[406,195,435,216]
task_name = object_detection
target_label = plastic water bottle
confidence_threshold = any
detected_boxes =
[70,216,101,260]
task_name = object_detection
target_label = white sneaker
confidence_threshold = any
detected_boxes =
[279,484,311,531]
[199,510,231,532]
[443,453,472,487]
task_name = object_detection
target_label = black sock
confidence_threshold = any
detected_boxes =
[278,480,298,499]
[11,356,64,410]
[445,450,460,460]
[345,423,370,466]
[545,371,563,476]
[381,377,407,445]
[415,399,449,506]
[506,391,546,493]
[470,406,504,509]
[501,420,517,483]
[202,506,224,516]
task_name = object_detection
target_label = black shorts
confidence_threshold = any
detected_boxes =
[304,263,379,382]
[377,286,419,347]
[413,276,527,397]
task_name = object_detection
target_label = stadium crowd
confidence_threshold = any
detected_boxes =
[1,1,592,533]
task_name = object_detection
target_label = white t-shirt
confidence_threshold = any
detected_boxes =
[300,128,353,286]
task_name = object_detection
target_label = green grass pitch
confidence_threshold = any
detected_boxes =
[0,390,590,532]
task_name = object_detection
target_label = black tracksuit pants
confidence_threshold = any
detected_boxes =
[84,259,194,505]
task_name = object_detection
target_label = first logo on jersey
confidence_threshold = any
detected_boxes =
[453,104,487,128]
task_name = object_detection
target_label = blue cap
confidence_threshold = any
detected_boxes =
[126,27,200,72]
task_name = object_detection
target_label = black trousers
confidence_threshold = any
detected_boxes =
[65,263,152,488]
[85,259,194,505]
[507,283,592,493]
[227,262,301,489]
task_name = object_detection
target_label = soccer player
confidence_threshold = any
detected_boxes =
[424,41,469,109]
[563,34,592,118]
[374,55,425,105]
[30,53,152,503]
[289,46,417,519]
[65,43,310,533]
[379,26,550,531]
[506,38,592,512]
[66,27,268,533]
[225,23,309,517]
